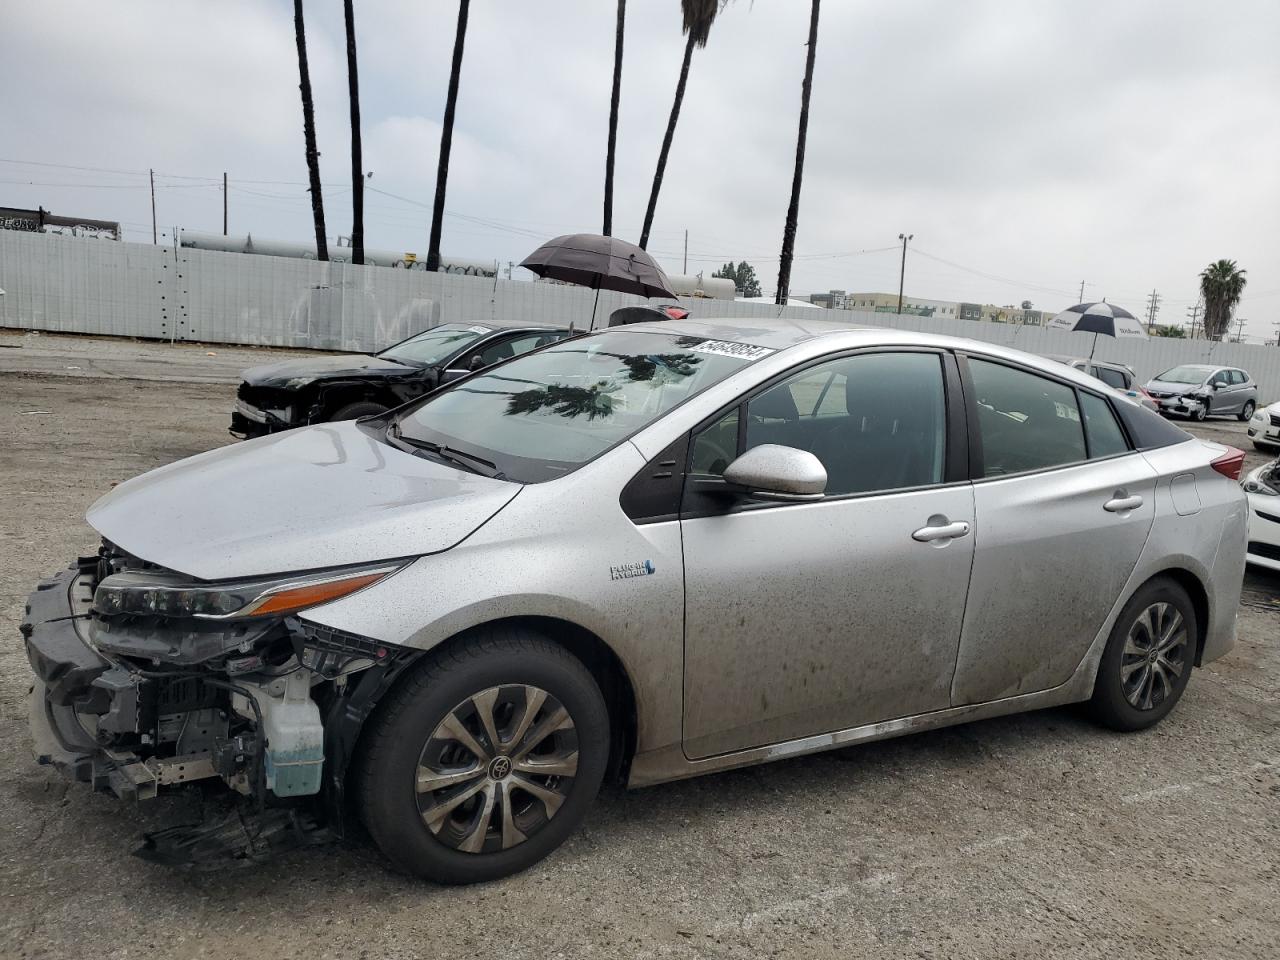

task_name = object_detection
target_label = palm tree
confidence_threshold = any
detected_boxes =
[603,0,627,236]
[427,0,471,272]
[343,0,364,265]
[1200,259,1247,340]
[638,0,724,250]
[775,0,821,305]
[292,0,328,261]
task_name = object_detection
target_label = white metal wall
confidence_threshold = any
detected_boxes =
[3,229,1279,402]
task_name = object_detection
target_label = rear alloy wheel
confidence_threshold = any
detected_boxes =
[359,633,609,883]
[1239,400,1256,422]
[1088,578,1196,732]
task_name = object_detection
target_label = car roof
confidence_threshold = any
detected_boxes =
[611,316,1134,392]
[1159,363,1217,373]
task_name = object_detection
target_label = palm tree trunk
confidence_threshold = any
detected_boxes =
[293,0,328,261]
[427,0,471,272]
[603,0,627,237]
[343,0,364,266]
[639,31,696,251]
[775,0,820,305]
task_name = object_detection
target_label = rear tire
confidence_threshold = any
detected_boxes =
[330,400,389,422]
[1239,401,1256,422]
[1087,577,1196,732]
[359,631,609,884]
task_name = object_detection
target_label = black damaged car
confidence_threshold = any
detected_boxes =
[231,323,570,438]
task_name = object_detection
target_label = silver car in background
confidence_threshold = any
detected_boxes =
[23,319,1248,883]
[1144,364,1258,422]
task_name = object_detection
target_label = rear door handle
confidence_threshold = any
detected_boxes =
[912,520,971,542]
[1104,494,1143,513]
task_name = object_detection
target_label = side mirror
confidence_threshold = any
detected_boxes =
[469,355,486,371]
[722,444,827,502]
[440,368,470,384]
[1212,381,1225,390]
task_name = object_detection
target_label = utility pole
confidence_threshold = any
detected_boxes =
[149,168,157,244]
[1186,302,1201,339]
[1144,288,1161,333]
[1234,317,1247,343]
[683,230,688,274]
[1078,280,1087,303]
[222,172,228,236]
[897,233,913,315]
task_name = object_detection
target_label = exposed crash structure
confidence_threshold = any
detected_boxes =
[24,542,419,862]
[231,323,568,438]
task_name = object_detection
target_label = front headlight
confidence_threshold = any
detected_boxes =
[1253,410,1266,422]
[1243,478,1279,497]
[93,562,403,619]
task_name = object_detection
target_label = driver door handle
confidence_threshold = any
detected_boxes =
[1104,494,1143,513]
[912,520,970,542]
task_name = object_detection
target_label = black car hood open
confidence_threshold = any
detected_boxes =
[242,353,414,388]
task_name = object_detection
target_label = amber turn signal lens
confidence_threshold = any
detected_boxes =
[248,571,389,616]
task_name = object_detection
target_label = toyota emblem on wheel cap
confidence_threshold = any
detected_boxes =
[488,756,512,780]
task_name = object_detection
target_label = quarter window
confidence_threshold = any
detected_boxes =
[1080,393,1129,458]
[968,359,1085,476]
[691,352,947,496]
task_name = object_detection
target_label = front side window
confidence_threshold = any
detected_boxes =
[473,332,559,368]
[379,324,492,366]
[691,352,947,496]
[395,330,765,482]
[968,358,1085,477]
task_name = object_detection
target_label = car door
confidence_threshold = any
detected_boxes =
[1207,369,1232,413]
[950,356,1157,704]
[679,349,975,759]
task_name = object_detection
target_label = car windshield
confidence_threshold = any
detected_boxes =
[393,329,768,482]
[378,324,492,366]
[1155,365,1212,384]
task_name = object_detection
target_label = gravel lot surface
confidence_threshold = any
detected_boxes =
[1,339,1277,959]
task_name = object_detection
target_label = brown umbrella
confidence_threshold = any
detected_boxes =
[519,233,679,329]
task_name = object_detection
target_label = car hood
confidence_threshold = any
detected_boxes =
[1145,378,1206,393]
[241,353,413,388]
[87,421,520,579]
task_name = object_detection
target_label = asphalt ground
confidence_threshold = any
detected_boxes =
[1,334,1277,959]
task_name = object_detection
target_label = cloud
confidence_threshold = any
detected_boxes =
[1,0,1277,332]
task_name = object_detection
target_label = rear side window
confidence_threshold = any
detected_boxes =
[1080,393,1129,458]
[968,359,1085,476]
[1095,367,1128,390]
[1230,370,1246,385]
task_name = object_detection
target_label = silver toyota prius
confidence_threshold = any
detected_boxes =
[24,318,1248,883]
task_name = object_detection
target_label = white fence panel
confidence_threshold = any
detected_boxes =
[3,230,1279,402]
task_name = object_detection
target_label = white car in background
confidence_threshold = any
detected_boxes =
[1246,401,1280,452]
[1243,458,1280,572]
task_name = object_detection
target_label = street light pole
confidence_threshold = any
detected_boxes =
[897,233,913,315]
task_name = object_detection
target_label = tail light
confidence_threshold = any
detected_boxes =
[1211,447,1246,481]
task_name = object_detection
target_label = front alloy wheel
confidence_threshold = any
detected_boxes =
[416,684,579,854]
[359,632,609,883]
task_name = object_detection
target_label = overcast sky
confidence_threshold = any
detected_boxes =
[2,1,1277,336]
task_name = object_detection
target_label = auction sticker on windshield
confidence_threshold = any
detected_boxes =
[689,340,774,361]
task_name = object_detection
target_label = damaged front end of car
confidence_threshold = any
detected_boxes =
[22,542,419,866]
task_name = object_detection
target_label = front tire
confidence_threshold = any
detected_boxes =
[1239,401,1256,422]
[330,400,390,422]
[359,631,610,884]
[1193,403,1207,422]
[1087,577,1196,732]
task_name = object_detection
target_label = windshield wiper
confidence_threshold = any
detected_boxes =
[389,423,509,480]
